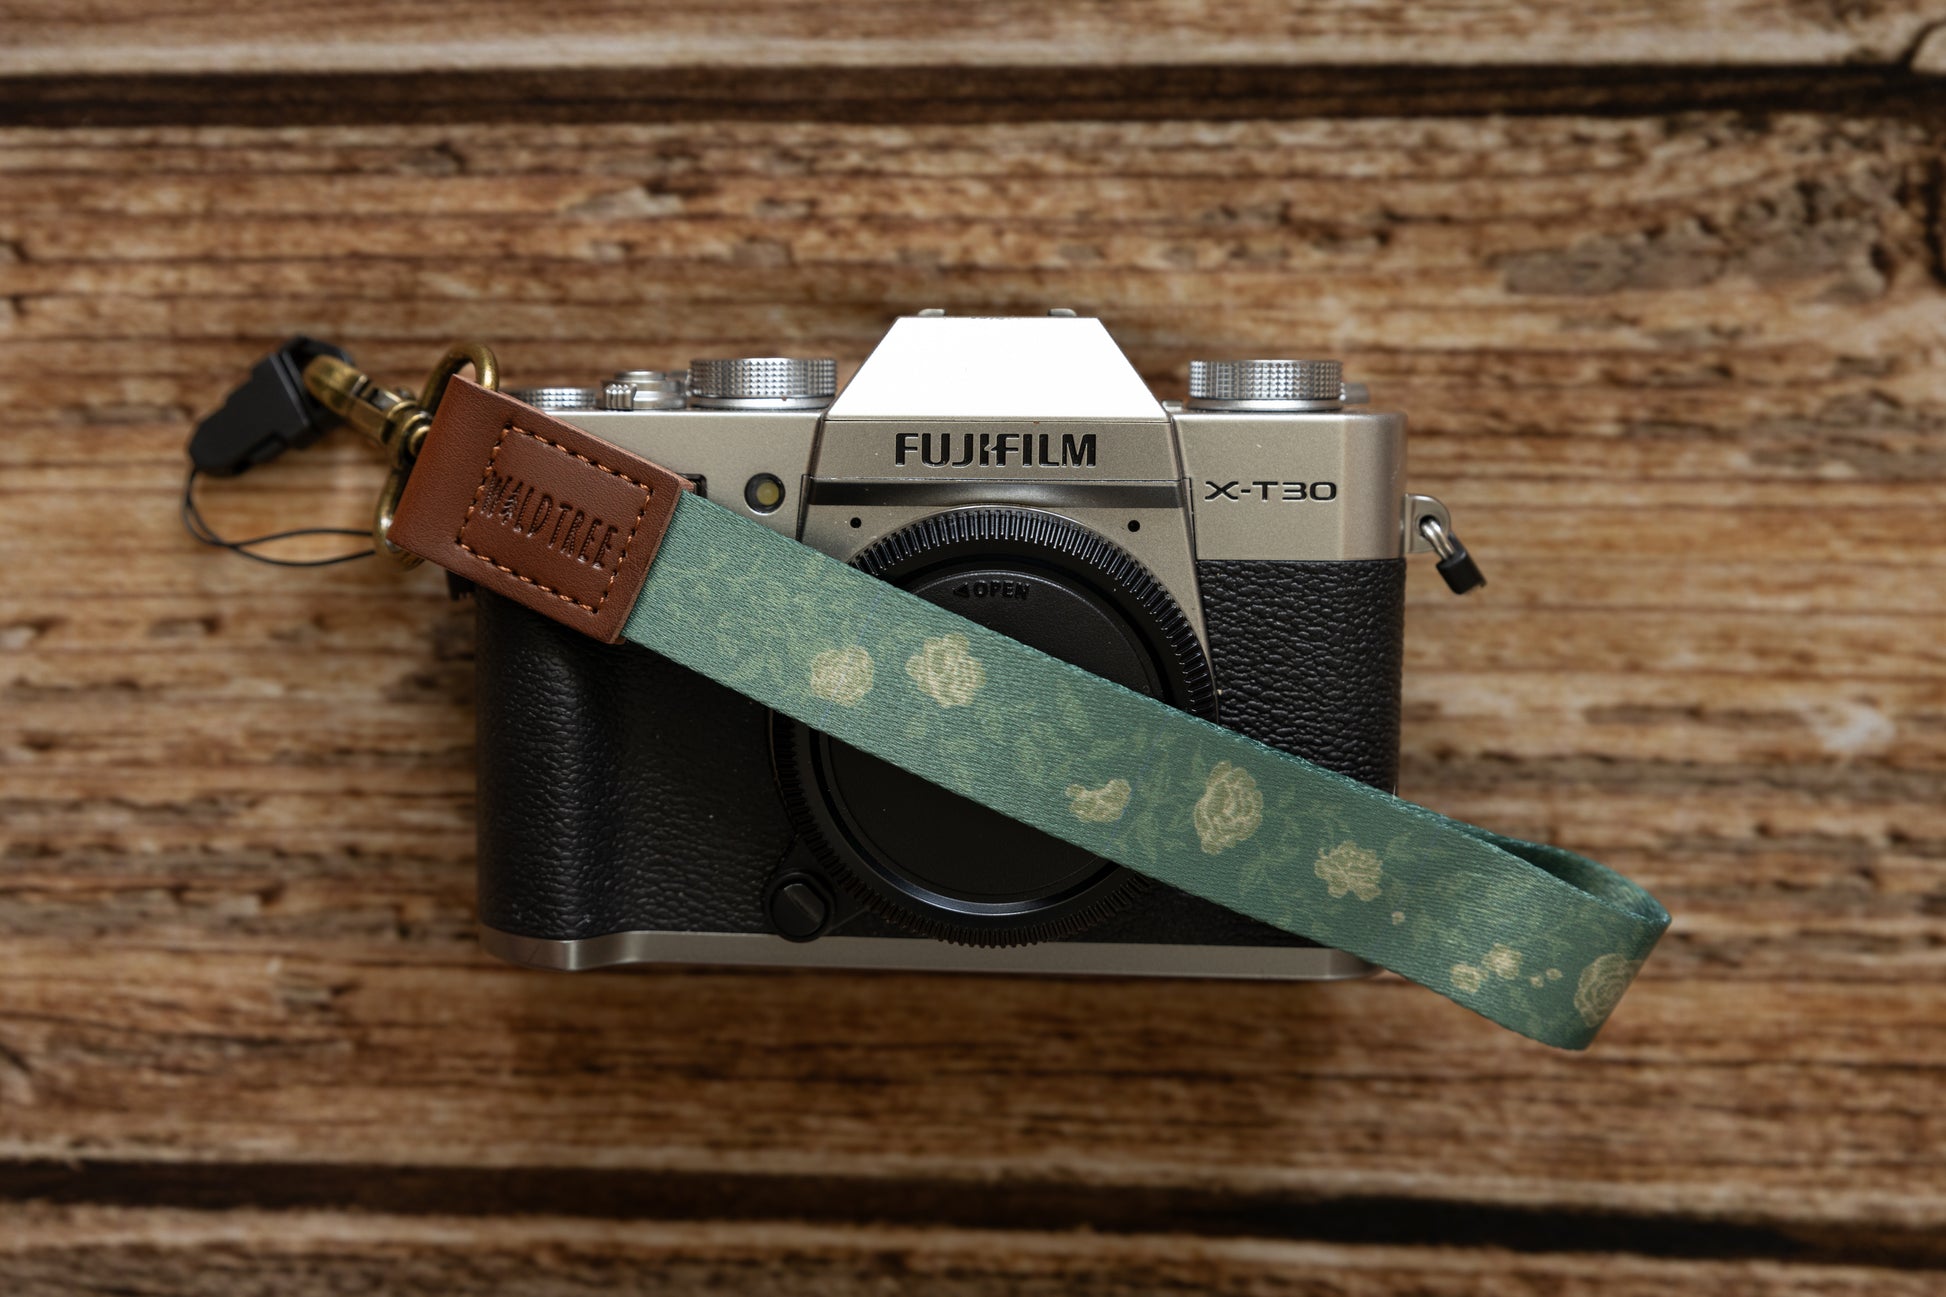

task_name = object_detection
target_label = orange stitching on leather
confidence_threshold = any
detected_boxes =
[455,422,515,543]
[455,422,656,617]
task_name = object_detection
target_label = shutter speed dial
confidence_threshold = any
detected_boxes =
[688,357,837,410]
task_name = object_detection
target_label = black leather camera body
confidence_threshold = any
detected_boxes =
[472,313,1473,980]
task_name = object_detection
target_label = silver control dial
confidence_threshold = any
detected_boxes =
[507,386,600,412]
[1186,359,1345,412]
[688,357,837,410]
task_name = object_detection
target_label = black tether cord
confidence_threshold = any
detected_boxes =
[180,465,376,568]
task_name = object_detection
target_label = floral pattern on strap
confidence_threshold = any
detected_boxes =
[1193,762,1262,855]
[906,633,986,707]
[1066,778,1132,823]
[808,646,875,706]
[1314,841,1383,901]
[1574,953,1642,1026]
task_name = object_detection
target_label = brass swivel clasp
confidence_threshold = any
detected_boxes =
[300,342,500,568]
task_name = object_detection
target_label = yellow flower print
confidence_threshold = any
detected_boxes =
[1481,944,1522,980]
[808,646,874,706]
[1573,953,1642,1026]
[1451,964,1485,994]
[1193,761,1262,855]
[1313,841,1383,901]
[906,633,986,707]
[1066,778,1132,823]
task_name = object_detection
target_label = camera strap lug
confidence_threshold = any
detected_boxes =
[1404,492,1486,594]
[1418,515,1485,594]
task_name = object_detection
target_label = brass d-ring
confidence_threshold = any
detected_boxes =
[371,341,502,568]
[421,341,501,414]
[373,468,418,568]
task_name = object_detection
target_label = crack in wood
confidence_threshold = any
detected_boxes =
[1920,152,1946,288]
[4,65,1945,128]
[0,1160,1940,1273]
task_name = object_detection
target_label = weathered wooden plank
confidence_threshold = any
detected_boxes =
[3,1,1943,76]
[0,944,1940,1230]
[0,1206,1937,1297]
[2,115,1940,493]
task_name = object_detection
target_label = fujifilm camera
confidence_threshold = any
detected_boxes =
[477,311,1479,980]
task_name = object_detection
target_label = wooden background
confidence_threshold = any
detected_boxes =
[3,3,1945,1292]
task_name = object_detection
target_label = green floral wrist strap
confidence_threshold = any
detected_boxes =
[392,379,1672,1050]
[626,491,1669,1048]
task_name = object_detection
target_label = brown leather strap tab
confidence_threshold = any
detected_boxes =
[389,377,689,643]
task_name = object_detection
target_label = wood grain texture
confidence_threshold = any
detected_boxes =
[0,60,1943,1297]
[5,1,1946,76]
[5,1207,1942,1297]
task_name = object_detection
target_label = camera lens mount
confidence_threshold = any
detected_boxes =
[773,508,1216,947]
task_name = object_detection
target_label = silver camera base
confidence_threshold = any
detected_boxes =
[480,926,1375,980]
